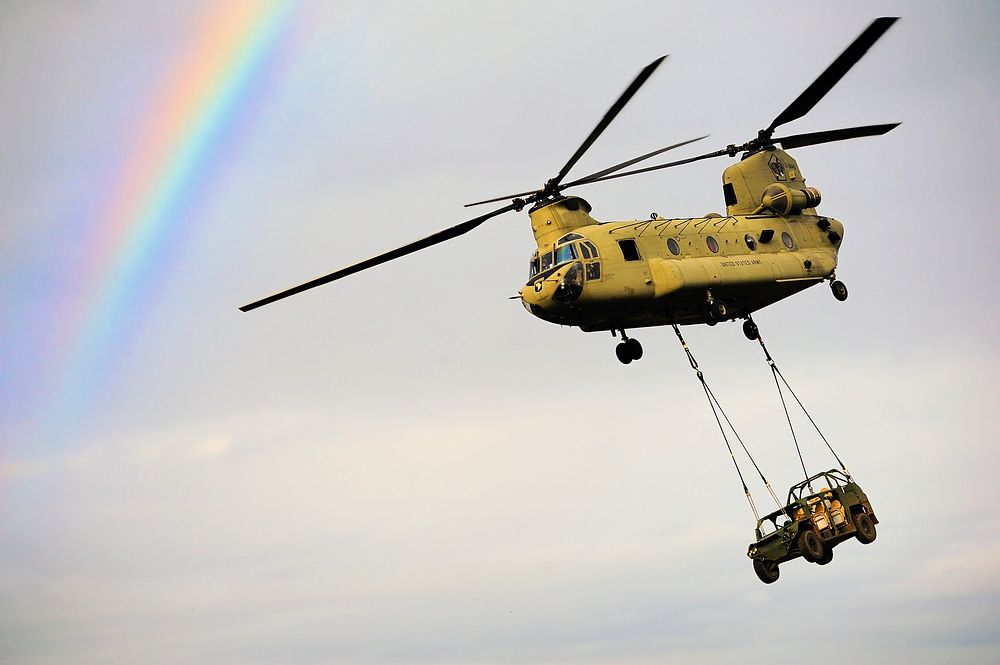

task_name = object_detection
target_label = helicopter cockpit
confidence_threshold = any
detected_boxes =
[528,233,601,282]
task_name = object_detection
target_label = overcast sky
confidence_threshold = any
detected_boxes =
[2,2,999,664]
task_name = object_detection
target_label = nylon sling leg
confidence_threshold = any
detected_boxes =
[670,324,781,518]
[747,315,851,483]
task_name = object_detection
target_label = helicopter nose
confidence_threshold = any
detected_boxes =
[522,262,583,309]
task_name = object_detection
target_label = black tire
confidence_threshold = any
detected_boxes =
[797,529,825,562]
[753,558,780,584]
[615,343,633,365]
[817,546,834,565]
[854,512,877,544]
[742,320,759,341]
[831,280,848,301]
[625,337,643,360]
[710,299,728,320]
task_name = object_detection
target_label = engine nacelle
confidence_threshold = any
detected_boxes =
[761,184,821,215]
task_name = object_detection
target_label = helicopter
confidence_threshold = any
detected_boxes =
[241,18,899,365]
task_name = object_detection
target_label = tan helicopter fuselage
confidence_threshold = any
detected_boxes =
[519,147,845,330]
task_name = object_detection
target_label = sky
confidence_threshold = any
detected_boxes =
[1,1,998,663]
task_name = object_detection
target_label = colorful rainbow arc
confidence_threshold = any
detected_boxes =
[56,0,296,423]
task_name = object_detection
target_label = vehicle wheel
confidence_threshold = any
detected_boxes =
[831,280,849,301]
[625,337,643,360]
[797,529,825,562]
[709,299,728,320]
[702,305,718,326]
[742,320,759,341]
[817,546,834,565]
[753,558,780,584]
[854,512,877,544]
[615,343,633,365]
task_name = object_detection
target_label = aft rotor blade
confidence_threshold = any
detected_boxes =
[767,17,898,134]
[240,201,520,312]
[562,135,709,188]
[774,123,900,149]
[550,55,667,188]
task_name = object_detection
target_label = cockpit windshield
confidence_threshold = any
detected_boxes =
[554,243,578,266]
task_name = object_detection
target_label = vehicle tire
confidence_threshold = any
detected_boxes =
[615,343,633,365]
[742,320,759,341]
[831,280,849,301]
[709,299,728,321]
[854,512,877,544]
[702,305,718,326]
[753,558,780,584]
[797,529,825,562]
[817,546,834,565]
[625,337,643,360]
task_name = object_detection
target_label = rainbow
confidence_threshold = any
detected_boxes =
[56,0,297,424]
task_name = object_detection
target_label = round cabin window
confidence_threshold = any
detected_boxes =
[744,234,757,251]
[667,238,680,255]
[782,232,794,249]
[706,236,719,253]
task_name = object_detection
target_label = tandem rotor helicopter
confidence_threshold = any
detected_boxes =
[241,18,899,366]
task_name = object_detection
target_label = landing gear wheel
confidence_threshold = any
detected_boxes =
[854,512,877,544]
[816,546,834,565]
[615,342,633,365]
[797,529,825,563]
[753,559,780,584]
[709,299,728,321]
[831,280,848,301]
[742,319,759,341]
[625,337,643,360]
[702,305,718,326]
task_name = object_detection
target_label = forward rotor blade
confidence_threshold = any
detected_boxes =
[550,55,667,188]
[568,148,730,188]
[774,123,900,149]
[767,17,898,134]
[465,188,540,208]
[240,201,520,312]
[562,135,709,188]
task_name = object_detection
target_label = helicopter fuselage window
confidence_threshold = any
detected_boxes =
[617,239,641,261]
[554,243,578,266]
[528,253,540,278]
[667,238,680,255]
[585,262,601,281]
[540,251,554,272]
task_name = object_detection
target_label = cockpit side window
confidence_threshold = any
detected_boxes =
[584,241,599,257]
[580,243,592,259]
[540,251,554,272]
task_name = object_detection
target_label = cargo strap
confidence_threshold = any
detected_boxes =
[748,315,850,487]
[671,323,781,520]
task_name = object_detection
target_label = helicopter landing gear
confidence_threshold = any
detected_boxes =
[743,319,760,341]
[613,330,643,364]
[703,291,728,325]
[830,279,848,301]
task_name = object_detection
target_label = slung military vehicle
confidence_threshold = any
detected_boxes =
[748,469,878,584]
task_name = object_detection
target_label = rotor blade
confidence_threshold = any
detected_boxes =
[767,17,898,134]
[774,123,900,149]
[568,148,730,188]
[562,135,709,188]
[550,55,667,188]
[465,188,540,208]
[240,201,520,312]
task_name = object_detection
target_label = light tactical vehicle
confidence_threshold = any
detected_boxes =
[748,469,878,583]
